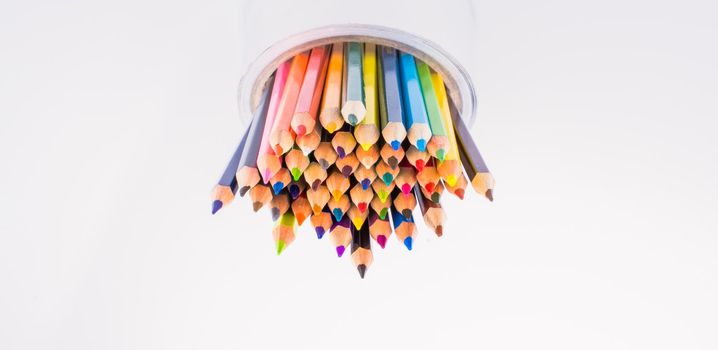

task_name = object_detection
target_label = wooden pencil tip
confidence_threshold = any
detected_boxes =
[486,189,494,202]
[252,202,263,212]
[336,245,345,257]
[319,159,329,169]
[357,264,367,279]
[435,226,443,237]
[377,235,387,249]
[211,200,222,215]
[238,186,251,197]
[276,240,286,255]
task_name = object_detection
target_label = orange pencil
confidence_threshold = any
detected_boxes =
[290,194,312,225]
[269,51,309,155]
[292,46,329,136]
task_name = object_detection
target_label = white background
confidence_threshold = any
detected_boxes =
[2,0,717,349]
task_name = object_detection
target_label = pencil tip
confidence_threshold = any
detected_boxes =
[252,202,263,212]
[211,200,222,214]
[415,160,425,172]
[239,186,251,197]
[435,225,443,237]
[276,240,286,255]
[336,245,345,257]
[436,149,445,161]
[297,125,306,136]
[401,184,411,195]
[332,208,343,221]
[388,157,398,169]
[377,235,387,248]
[401,209,412,219]
[318,159,329,169]
[486,189,494,202]
[416,139,426,152]
[341,166,352,177]
[315,227,325,239]
[431,193,441,203]
[290,168,302,181]
[382,174,393,186]
[272,182,284,195]
[326,123,336,134]
[312,205,322,215]
[446,175,457,187]
[358,202,368,213]
[456,189,465,200]
[379,208,388,219]
[348,114,358,125]
[271,208,280,221]
[425,183,435,193]
[336,147,346,159]
[403,236,413,251]
[357,264,367,279]
[332,190,343,201]
[352,218,363,230]
[390,141,401,151]
[360,179,371,190]
[311,180,321,191]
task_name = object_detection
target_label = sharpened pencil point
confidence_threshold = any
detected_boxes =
[326,122,337,134]
[360,179,371,190]
[211,200,223,215]
[319,159,329,169]
[436,149,445,161]
[416,139,426,152]
[388,157,398,169]
[341,166,352,177]
[271,208,280,221]
[297,125,306,136]
[312,205,322,215]
[446,175,457,187]
[379,190,388,202]
[379,208,388,219]
[425,183,435,193]
[357,264,367,279]
[348,114,358,125]
[239,186,251,197]
[315,227,325,239]
[486,189,494,202]
[332,208,343,221]
[401,209,412,219]
[431,193,440,203]
[290,168,302,181]
[382,173,393,186]
[332,190,343,201]
[456,188,465,200]
[401,184,411,195]
[336,245,345,257]
[415,159,425,172]
[404,236,413,250]
[336,147,346,159]
[391,140,401,151]
[352,218,363,230]
[435,225,443,237]
[358,202,368,213]
[377,235,387,248]
[276,240,286,255]
[311,180,321,191]
[272,182,284,195]
[252,202,263,212]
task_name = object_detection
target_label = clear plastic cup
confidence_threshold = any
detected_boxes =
[238,0,478,127]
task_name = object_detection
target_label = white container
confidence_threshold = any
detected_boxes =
[238,0,478,126]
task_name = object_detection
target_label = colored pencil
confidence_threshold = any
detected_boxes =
[349,183,374,214]
[431,70,463,187]
[310,209,333,239]
[378,46,407,149]
[351,223,373,278]
[290,193,312,225]
[331,128,357,159]
[371,175,395,203]
[249,183,272,212]
[329,215,352,257]
[303,162,327,191]
[306,184,330,215]
[257,60,291,183]
[326,170,350,201]
[273,210,296,255]
[287,179,307,200]
[295,121,321,155]
[368,210,392,248]
[415,185,446,237]
[269,50,309,155]
[392,190,417,220]
[354,43,380,150]
[450,97,495,201]
[445,171,468,200]
[319,43,345,133]
[375,160,400,186]
[370,194,391,220]
[334,152,359,177]
[415,59,449,161]
[292,46,329,136]
[235,75,274,197]
[284,148,310,182]
[313,140,338,170]
[380,142,405,169]
[405,145,430,172]
[353,165,376,191]
[421,179,444,204]
[347,204,369,230]
[269,191,290,221]
[390,204,416,250]
[398,52,432,152]
[327,193,350,221]
[211,119,251,214]
[341,42,366,125]
[416,163,440,193]
[269,168,291,195]
[355,143,379,169]
[394,166,417,195]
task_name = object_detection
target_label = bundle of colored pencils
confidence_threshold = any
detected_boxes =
[211,42,494,278]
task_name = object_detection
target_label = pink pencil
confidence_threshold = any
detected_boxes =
[257,59,291,183]
[269,51,310,155]
[291,46,329,136]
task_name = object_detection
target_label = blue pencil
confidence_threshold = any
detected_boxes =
[379,46,407,150]
[211,118,253,214]
[398,52,432,152]
[390,203,417,250]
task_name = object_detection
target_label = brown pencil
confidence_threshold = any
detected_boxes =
[349,183,374,215]
[392,190,417,220]
[415,185,446,237]
[394,166,417,195]
[371,177,395,203]
[269,168,291,195]
[326,170,351,201]
[353,165,376,191]
[334,152,359,178]
[327,193,350,222]
[290,193,312,225]
[284,148,310,182]
[306,184,330,215]
[249,183,272,212]
[368,210,392,248]
[380,142,405,169]
[405,145,430,172]
[351,223,373,278]
[303,162,328,191]
[269,191,290,221]
[355,143,379,169]
[375,160,400,186]
[310,209,333,239]
[370,194,391,220]
[329,215,352,257]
